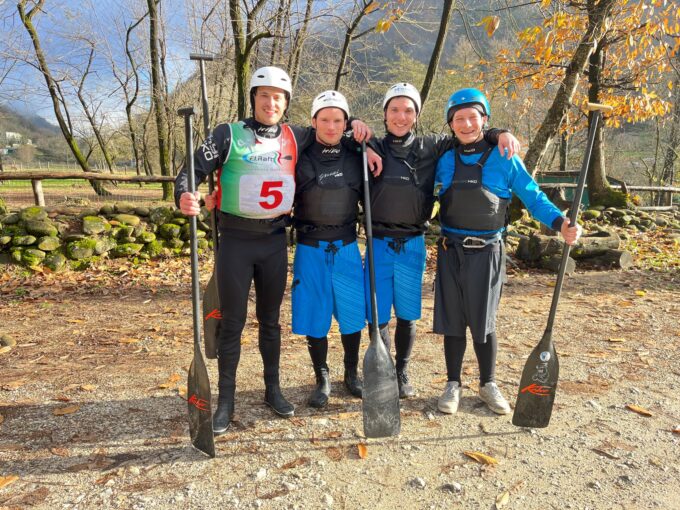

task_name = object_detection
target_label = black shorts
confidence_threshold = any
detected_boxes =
[433,238,504,343]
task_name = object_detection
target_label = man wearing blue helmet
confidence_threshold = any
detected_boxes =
[365,83,520,399]
[433,88,581,416]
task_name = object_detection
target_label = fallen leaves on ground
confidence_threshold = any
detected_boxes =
[157,373,181,389]
[53,405,80,416]
[463,451,499,465]
[280,457,310,470]
[626,404,653,417]
[495,491,510,508]
[325,446,345,461]
[357,443,368,459]
[0,475,19,489]
[671,426,680,435]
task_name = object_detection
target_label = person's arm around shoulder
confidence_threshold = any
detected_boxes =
[175,123,230,216]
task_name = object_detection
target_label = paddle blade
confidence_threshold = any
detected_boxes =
[188,352,216,457]
[202,273,220,359]
[362,333,400,438]
[512,329,559,428]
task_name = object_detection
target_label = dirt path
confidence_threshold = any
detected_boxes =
[1,257,679,510]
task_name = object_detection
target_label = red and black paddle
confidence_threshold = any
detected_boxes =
[189,53,221,360]
[360,141,401,438]
[512,103,612,428]
[178,106,215,457]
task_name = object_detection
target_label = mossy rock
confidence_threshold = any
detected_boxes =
[132,223,146,237]
[119,235,137,244]
[63,233,88,242]
[25,219,58,237]
[19,206,47,222]
[37,236,61,251]
[149,206,175,226]
[611,210,626,218]
[197,220,211,232]
[66,238,97,260]
[173,209,188,219]
[147,223,158,234]
[143,240,166,258]
[78,208,100,219]
[134,206,150,217]
[94,237,116,255]
[159,223,181,240]
[165,238,184,249]
[199,207,211,222]
[654,217,668,227]
[138,231,156,243]
[99,204,115,216]
[180,224,206,240]
[110,243,143,258]
[0,236,11,247]
[10,247,23,263]
[114,202,135,214]
[582,210,601,220]
[12,235,37,246]
[620,215,633,225]
[171,217,188,226]
[2,213,20,225]
[197,238,209,251]
[113,214,141,226]
[2,224,26,237]
[0,196,7,215]
[44,252,67,272]
[116,226,136,240]
[21,248,46,267]
[82,216,110,235]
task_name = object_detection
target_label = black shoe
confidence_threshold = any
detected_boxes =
[397,370,416,399]
[212,400,234,436]
[264,384,295,417]
[343,368,362,398]
[308,368,331,408]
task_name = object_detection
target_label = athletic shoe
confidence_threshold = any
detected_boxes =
[478,382,511,415]
[397,369,416,398]
[437,381,462,414]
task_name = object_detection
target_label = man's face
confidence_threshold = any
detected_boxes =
[449,107,486,144]
[312,107,346,146]
[384,96,417,137]
[253,86,288,125]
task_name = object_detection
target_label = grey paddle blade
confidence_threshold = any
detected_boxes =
[512,329,559,428]
[362,333,400,438]
[202,273,220,359]
[188,350,215,457]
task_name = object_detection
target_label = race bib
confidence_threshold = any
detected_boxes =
[238,174,295,217]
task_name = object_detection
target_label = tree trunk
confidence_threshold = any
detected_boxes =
[588,249,634,269]
[516,231,620,261]
[17,0,111,196]
[540,254,576,274]
[660,51,680,205]
[288,0,314,91]
[334,2,370,90]
[523,0,615,176]
[147,0,172,200]
[419,0,454,109]
[559,132,569,172]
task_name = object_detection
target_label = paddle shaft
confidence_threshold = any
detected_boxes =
[361,141,379,337]
[179,108,203,347]
[545,107,604,332]
[191,54,219,250]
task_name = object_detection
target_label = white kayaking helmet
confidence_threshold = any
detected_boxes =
[310,90,350,119]
[383,82,422,115]
[249,66,293,96]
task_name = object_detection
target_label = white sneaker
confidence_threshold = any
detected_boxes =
[438,381,462,414]
[478,382,511,415]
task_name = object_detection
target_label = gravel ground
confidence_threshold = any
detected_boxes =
[1,255,679,510]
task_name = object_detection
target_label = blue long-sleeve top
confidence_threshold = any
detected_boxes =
[434,148,565,236]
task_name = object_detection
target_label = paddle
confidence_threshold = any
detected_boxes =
[190,53,220,360]
[360,141,401,438]
[512,102,612,428]
[178,106,215,457]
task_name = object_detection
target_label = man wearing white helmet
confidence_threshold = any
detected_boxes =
[365,82,520,399]
[175,67,372,435]
[291,90,369,408]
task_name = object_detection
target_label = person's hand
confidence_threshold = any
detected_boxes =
[366,147,382,176]
[179,191,201,216]
[498,132,520,159]
[204,190,218,211]
[350,119,372,142]
[560,219,582,245]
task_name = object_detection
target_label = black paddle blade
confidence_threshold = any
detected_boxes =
[188,351,216,457]
[362,333,400,438]
[202,273,220,359]
[512,329,559,428]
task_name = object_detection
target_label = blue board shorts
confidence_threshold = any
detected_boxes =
[292,240,366,338]
[365,234,426,325]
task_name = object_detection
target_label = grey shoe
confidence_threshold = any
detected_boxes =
[437,381,462,414]
[478,382,511,415]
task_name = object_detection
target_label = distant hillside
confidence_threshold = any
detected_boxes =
[0,105,66,162]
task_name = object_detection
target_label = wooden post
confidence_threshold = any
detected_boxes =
[31,179,45,206]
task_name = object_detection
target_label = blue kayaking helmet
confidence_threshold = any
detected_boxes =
[446,88,490,123]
